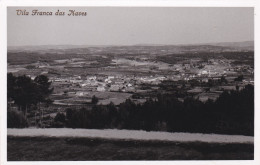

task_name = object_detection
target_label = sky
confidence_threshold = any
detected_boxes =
[7,7,254,46]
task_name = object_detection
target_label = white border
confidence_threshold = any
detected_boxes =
[0,0,259,165]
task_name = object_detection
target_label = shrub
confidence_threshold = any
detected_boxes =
[51,121,65,128]
[54,112,66,123]
[234,75,244,81]
[91,95,99,104]
[66,108,73,120]
[51,112,66,128]
[7,110,28,128]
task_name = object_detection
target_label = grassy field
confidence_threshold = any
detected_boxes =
[8,136,253,161]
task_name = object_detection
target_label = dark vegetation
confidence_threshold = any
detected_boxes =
[7,73,254,136]
[7,73,53,126]
[156,51,254,66]
[7,136,253,160]
[7,110,28,128]
[52,112,66,128]
[7,52,112,66]
[8,73,53,111]
[134,76,229,99]
[7,52,85,65]
[91,95,99,104]
[62,84,254,136]
[234,75,244,81]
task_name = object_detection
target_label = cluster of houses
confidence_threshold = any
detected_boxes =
[51,74,170,94]
[48,63,253,96]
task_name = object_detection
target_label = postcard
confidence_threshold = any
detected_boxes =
[0,1,259,165]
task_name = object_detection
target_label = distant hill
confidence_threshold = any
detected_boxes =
[209,41,254,51]
[8,41,254,53]
[210,41,253,47]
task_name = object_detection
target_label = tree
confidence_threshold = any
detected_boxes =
[11,75,39,118]
[7,74,53,124]
[34,75,53,103]
[220,76,228,84]
[7,73,16,101]
[54,112,66,123]
[34,75,53,125]
[53,112,66,128]
[234,75,244,82]
[7,73,17,110]
[66,108,73,120]
[91,95,99,104]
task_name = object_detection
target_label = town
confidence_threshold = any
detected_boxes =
[7,44,254,128]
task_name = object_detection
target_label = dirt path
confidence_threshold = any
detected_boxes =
[7,128,253,143]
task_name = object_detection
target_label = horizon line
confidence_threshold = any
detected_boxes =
[7,40,254,48]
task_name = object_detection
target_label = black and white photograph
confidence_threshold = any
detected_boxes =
[5,6,255,161]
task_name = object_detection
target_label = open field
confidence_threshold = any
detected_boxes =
[8,136,253,160]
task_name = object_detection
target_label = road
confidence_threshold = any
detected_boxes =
[7,128,254,143]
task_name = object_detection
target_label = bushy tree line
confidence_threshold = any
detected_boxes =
[7,73,53,127]
[61,84,254,136]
